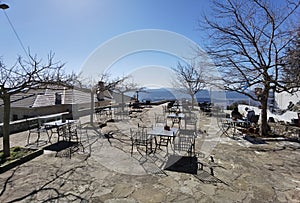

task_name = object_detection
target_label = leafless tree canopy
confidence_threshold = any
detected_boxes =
[172,61,206,108]
[201,0,300,99]
[0,52,75,157]
[200,0,300,136]
[172,61,206,96]
[0,52,75,97]
[114,77,139,93]
[283,28,300,88]
[94,73,131,93]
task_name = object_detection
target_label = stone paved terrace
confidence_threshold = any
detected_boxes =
[0,105,299,202]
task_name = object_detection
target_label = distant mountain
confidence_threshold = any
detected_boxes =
[126,88,255,106]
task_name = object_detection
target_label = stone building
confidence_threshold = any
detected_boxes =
[0,86,113,123]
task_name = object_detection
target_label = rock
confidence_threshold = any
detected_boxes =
[104,198,137,203]
[112,184,134,198]
[252,184,276,202]
[158,176,180,190]
[131,185,165,203]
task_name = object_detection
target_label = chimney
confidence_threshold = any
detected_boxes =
[55,92,62,105]
[96,81,105,101]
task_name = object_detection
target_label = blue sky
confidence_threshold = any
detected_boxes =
[2,0,297,89]
[1,0,211,88]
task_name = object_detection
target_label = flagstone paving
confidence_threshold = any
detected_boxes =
[0,105,299,202]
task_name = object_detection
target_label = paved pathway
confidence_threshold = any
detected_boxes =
[0,105,299,202]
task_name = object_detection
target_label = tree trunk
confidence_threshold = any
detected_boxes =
[121,92,125,112]
[260,93,269,136]
[190,94,195,110]
[90,90,94,124]
[2,94,11,158]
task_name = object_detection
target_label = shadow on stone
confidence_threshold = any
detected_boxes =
[164,155,198,174]
[44,141,78,152]
[243,135,266,144]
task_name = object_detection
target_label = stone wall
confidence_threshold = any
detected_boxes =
[0,108,93,136]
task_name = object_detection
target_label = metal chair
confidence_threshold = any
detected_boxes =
[130,128,153,156]
[155,113,166,127]
[216,115,233,137]
[173,131,196,156]
[55,121,82,158]
[164,131,197,174]
[184,112,198,132]
[27,120,50,146]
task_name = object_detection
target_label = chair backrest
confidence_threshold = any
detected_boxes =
[184,115,197,131]
[155,113,166,126]
[136,129,148,138]
[131,128,150,141]
[67,122,78,136]
[250,114,259,124]
[173,132,196,156]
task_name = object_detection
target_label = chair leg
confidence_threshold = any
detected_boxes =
[36,131,41,146]
[46,130,52,143]
[154,137,158,153]
[131,142,134,156]
[149,140,153,154]
[27,132,31,145]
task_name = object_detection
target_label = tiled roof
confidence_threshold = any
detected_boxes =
[0,87,102,108]
[32,94,53,107]
[0,89,46,107]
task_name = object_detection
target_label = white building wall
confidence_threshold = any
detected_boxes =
[275,91,300,109]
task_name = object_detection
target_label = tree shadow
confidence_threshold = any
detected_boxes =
[0,167,19,197]
[1,164,93,202]
[243,135,266,144]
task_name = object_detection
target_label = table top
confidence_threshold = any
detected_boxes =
[222,118,245,123]
[148,126,179,137]
[167,113,185,118]
[169,106,183,110]
[44,119,75,127]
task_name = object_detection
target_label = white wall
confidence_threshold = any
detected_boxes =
[238,104,298,123]
[275,91,300,109]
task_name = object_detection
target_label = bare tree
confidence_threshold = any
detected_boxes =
[200,0,300,136]
[172,61,206,108]
[95,73,130,101]
[0,53,75,158]
[283,28,300,88]
[113,77,139,111]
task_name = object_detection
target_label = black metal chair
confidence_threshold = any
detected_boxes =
[164,131,197,174]
[173,130,196,157]
[55,121,82,158]
[27,121,50,146]
[184,112,198,132]
[130,128,153,156]
[155,113,166,127]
